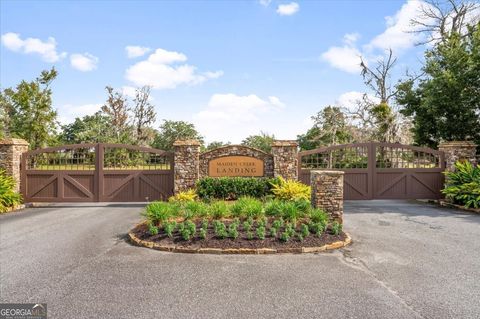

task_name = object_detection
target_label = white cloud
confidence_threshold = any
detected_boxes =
[1,32,66,62]
[193,93,285,143]
[321,33,362,74]
[70,53,99,71]
[259,0,271,7]
[276,2,299,16]
[57,103,102,124]
[125,45,151,58]
[368,0,427,52]
[125,48,223,89]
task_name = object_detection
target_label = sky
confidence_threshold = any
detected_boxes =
[1,0,432,144]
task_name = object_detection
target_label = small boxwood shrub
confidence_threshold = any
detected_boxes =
[196,177,280,200]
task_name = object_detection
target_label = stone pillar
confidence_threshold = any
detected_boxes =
[438,141,477,171]
[0,138,29,193]
[310,170,344,224]
[271,140,298,180]
[173,140,201,194]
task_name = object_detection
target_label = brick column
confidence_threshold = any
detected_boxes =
[271,140,298,180]
[310,170,344,224]
[0,138,29,193]
[438,141,477,172]
[173,140,201,194]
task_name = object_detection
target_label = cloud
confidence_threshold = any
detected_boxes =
[1,32,66,62]
[125,48,223,89]
[321,33,362,74]
[193,93,285,142]
[336,91,380,112]
[276,2,299,16]
[125,45,151,58]
[259,0,271,7]
[368,0,427,52]
[70,53,99,71]
[57,103,102,124]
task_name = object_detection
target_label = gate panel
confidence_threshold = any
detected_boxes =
[298,142,445,200]
[21,143,173,202]
[22,144,97,202]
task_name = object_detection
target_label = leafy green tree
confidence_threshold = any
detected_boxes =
[241,132,275,153]
[204,141,231,151]
[59,112,114,144]
[397,24,480,148]
[152,120,204,151]
[0,68,58,149]
[297,106,353,150]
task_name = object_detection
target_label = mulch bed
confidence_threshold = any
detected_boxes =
[130,221,347,250]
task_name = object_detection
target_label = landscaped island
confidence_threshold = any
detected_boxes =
[129,177,351,254]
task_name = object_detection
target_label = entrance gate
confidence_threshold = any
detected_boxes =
[298,142,445,200]
[21,143,174,202]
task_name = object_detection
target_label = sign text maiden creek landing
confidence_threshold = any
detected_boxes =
[208,156,264,177]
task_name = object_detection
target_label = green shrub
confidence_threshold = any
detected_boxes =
[309,222,324,237]
[242,220,252,232]
[271,218,284,230]
[270,177,311,201]
[144,201,180,226]
[309,208,328,224]
[0,169,22,213]
[184,201,209,219]
[230,197,264,219]
[331,221,342,235]
[269,227,277,238]
[280,232,290,242]
[228,223,239,239]
[208,201,230,219]
[264,199,283,216]
[300,223,310,238]
[256,226,266,240]
[213,221,227,238]
[196,177,280,200]
[164,221,177,238]
[246,231,254,240]
[281,201,304,223]
[199,228,207,239]
[442,161,480,208]
[148,223,159,235]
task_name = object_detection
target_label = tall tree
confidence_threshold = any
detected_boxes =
[59,112,114,144]
[152,120,204,151]
[132,86,156,145]
[0,68,58,149]
[241,132,275,153]
[397,24,480,148]
[101,86,130,143]
[411,0,480,45]
[359,49,402,143]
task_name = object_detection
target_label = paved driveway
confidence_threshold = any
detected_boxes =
[0,201,479,319]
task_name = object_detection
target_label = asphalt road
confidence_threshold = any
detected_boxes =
[1,200,479,319]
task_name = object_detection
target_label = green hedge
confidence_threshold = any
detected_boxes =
[196,177,280,200]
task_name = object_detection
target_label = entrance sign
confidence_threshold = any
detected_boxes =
[208,156,264,177]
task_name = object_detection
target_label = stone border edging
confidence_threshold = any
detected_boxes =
[438,200,480,214]
[128,226,352,254]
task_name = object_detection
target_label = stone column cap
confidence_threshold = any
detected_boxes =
[438,140,476,148]
[0,138,29,146]
[173,139,201,146]
[311,170,345,175]
[272,140,298,147]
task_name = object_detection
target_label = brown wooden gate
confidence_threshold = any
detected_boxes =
[298,142,445,200]
[21,143,174,202]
